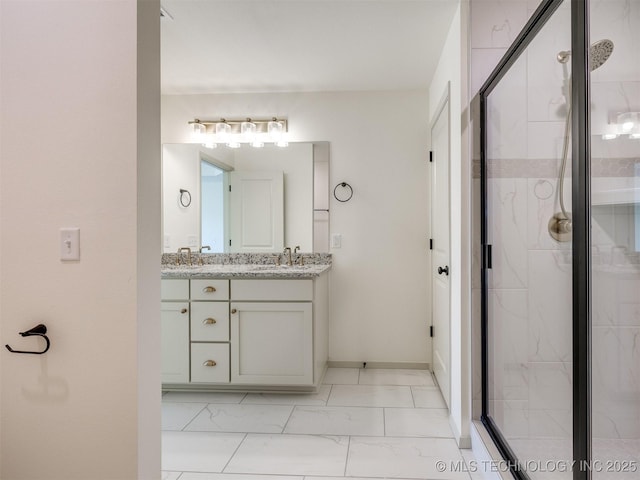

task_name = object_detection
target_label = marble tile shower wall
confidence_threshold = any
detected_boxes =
[470,0,640,443]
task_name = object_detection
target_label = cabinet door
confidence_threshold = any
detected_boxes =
[230,302,313,385]
[161,302,189,383]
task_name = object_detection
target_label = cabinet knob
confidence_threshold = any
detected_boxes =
[231,308,237,314]
[202,317,217,325]
[180,308,188,314]
[202,360,217,367]
[203,286,217,293]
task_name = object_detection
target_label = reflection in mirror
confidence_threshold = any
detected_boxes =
[201,161,227,252]
[162,142,329,254]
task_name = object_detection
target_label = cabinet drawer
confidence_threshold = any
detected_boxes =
[231,279,313,301]
[190,302,229,341]
[191,279,229,300]
[161,279,189,301]
[191,343,230,383]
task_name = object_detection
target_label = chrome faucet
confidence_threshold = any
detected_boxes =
[283,247,292,266]
[177,247,192,266]
[198,245,211,265]
[293,245,303,265]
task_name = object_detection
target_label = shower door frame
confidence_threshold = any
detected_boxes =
[479,1,592,479]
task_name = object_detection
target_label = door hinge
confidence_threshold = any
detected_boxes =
[229,239,232,247]
[429,150,433,163]
[430,326,434,337]
[429,238,433,250]
[483,244,492,269]
[229,185,232,192]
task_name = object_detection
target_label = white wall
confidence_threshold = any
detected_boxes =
[0,1,160,478]
[429,2,473,448]
[163,144,203,251]
[163,90,432,364]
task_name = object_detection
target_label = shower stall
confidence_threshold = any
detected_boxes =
[479,0,639,479]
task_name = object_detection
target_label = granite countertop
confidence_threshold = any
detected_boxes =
[161,263,331,279]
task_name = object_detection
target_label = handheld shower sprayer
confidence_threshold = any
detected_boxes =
[548,39,614,242]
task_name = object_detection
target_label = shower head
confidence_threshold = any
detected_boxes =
[556,39,614,71]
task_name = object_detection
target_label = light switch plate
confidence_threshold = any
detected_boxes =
[60,228,80,261]
[331,233,342,248]
[187,235,198,247]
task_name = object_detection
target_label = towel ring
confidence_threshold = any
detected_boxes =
[179,189,192,208]
[333,182,353,203]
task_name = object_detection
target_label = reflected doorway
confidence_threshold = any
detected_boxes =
[200,161,229,253]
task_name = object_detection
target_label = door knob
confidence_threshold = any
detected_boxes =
[438,266,449,276]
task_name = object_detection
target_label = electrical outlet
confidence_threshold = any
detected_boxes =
[164,235,171,249]
[187,235,198,247]
[331,233,342,249]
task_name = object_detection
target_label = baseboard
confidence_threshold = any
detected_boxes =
[327,361,431,370]
[449,415,472,449]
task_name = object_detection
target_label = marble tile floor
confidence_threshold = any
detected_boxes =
[162,368,475,480]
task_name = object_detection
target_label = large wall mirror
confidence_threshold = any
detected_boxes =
[162,142,330,254]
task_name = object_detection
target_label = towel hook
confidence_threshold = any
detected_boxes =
[5,324,51,355]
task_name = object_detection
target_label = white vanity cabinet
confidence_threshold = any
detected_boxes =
[161,271,329,390]
[161,278,231,385]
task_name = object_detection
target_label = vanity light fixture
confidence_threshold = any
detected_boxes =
[603,111,640,140]
[189,117,288,149]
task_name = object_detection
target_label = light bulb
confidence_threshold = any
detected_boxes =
[215,122,231,142]
[251,139,264,148]
[241,120,256,142]
[617,112,639,133]
[630,132,640,140]
[192,122,206,142]
[268,120,284,141]
[602,133,618,140]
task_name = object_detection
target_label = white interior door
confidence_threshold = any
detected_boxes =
[431,90,451,409]
[229,171,284,252]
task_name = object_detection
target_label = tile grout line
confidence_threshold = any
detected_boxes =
[281,405,297,434]
[220,432,248,473]
[343,435,352,476]
[383,407,387,436]
[179,404,209,432]
[326,383,334,406]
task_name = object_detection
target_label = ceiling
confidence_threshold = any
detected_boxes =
[161,0,459,95]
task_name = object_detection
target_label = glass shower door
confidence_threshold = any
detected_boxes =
[590,1,640,478]
[483,1,574,477]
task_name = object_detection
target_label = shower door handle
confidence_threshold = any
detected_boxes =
[437,266,449,276]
